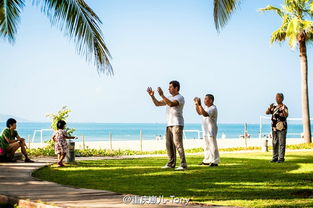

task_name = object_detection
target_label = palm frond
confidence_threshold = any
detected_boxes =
[261,1,313,48]
[213,0,240,32]
[258,5,285,17]
[0,0,25,43]
[305,29,313,41]
[35,0,113,74]
[270,28,287,43]
[286,18,300,47]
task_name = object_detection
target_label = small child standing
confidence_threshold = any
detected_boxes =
[52,120,77,167]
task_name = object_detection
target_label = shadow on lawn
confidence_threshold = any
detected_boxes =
[35,154,313,207]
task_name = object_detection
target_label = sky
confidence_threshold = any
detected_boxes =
[0,0,312,124]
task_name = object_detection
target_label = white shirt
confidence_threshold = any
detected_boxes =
[202,105,218,137]
[166,94,185,126]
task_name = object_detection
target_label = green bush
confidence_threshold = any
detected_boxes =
[28,142,313,157]
[46,106,76,135]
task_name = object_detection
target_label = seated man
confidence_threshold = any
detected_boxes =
[0,118,34,162]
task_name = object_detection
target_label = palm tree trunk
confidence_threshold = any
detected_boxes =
[299,38,312,143]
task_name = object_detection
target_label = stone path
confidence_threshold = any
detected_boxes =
[0,156,239,208]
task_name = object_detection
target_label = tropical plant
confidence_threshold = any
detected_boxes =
[213,0,240,31]
[213,0,312,143]
[0,0,112,74]
[46,106,75,136]
[258,0,312,143]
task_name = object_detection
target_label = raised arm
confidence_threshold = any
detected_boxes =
[281,105,289,117]
[194,98,209,117]
[197,105,209,117]
[157,87,179,107]
[64,136,76,140]
[62,131,76,140]
[194,97,201,115]
[265,104,274,115]
[147,87,166,106]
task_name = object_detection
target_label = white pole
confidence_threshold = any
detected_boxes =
[140,130,143,151]
[243,123,248,148]
[259,116,263,139]
[32,130,37,143]
[28,135,31,149]
[82,136,85,150]
[109,132,112,150]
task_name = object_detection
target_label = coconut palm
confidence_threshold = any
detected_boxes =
[0,0,112,74]
[213,0,240,31]
[259,0,312,143]
[214,0,312,143]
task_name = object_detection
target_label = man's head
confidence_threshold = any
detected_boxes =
[168,80,180,95]
[204,94,214,107]
[276,93,284,104]
[6,118,17,129]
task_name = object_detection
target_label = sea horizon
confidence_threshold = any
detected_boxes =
[0,122,309,143]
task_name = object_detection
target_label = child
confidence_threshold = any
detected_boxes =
[52,120,77,167]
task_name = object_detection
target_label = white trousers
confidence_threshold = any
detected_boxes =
[203,136,220,164]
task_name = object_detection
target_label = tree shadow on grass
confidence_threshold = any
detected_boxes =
[33,154,313,207]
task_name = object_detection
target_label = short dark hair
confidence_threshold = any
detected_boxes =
[277,93,284,101]
[57,120,66,130]
[169,80,180,91]
[206,94,215,102]
[6,118,17,128]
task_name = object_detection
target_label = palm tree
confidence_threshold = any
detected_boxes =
[0,0,112,74]
[213,0,240,32]
[214,0,312,143]
[259,0,312,143]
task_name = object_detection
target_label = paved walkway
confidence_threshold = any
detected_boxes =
[0,156,239,208]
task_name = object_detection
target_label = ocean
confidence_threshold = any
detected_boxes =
[0,122,308,143]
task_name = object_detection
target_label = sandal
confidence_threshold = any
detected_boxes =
[57,162,64,167]
[25,158,35,163]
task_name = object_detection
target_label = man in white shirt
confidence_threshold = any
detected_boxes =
[147,80,187,171]
[194,94,220,166]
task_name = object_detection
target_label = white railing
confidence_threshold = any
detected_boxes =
[32,129,54,143]
[183,130,202,139]
[259,116,313,139]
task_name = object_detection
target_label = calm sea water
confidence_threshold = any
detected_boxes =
[0,122,309,143]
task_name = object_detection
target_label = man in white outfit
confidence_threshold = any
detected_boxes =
[147,80,187,171]
[194,94,220,167]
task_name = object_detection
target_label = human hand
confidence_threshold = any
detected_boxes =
[197,98,201,105]
[147,87,154,96]
[193,97,200,105]
[157,87,164,97]
[268,103,274,111]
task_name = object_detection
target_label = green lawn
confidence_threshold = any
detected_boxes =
[33,152,313,208]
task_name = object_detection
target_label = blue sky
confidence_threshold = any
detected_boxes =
[0,0,312,123]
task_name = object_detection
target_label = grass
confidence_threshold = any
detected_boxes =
[33,151,313,208]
